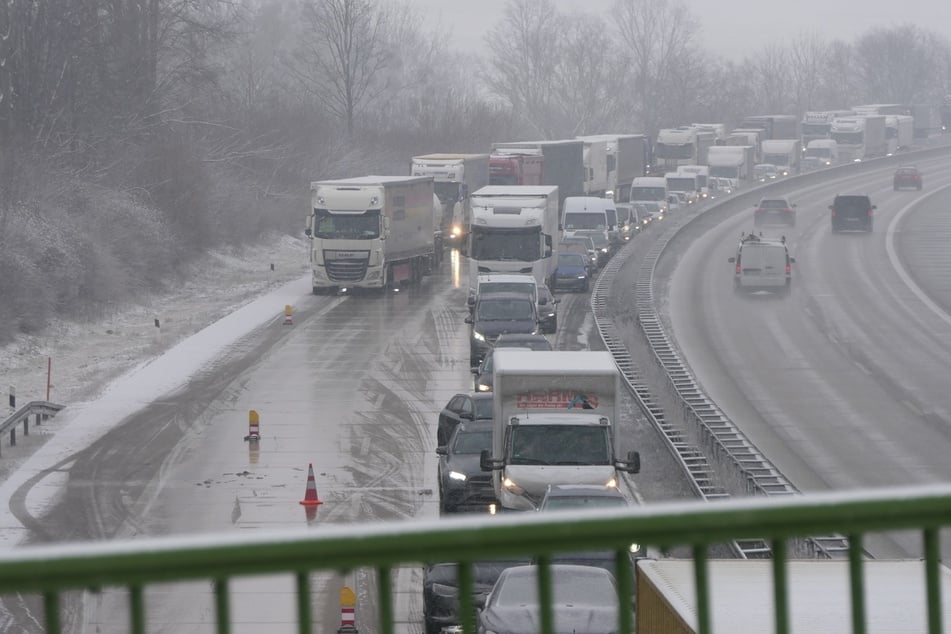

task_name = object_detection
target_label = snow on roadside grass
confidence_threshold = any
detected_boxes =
[0,233,310,484]
[0,234,309,406]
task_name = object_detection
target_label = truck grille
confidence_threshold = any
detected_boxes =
[325,251,369,282]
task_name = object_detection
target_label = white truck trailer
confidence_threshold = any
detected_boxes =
[885,114,914,154]
[578,137,610,196]
[707,145,755,186]
[576,134,648,202]
[654,128,699,172]
[760,139,801,175]
[831,115,887,161]
[636,559,951,633]
[480,350,640,511]
[410,153,489,246]
[306,176,436,294]
[803,139,839,170]
[467,185,559,292]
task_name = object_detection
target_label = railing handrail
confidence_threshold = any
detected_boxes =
[0,400,64,435]
[2,483,951,595]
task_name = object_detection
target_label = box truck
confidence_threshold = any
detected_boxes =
[480,350,640,511]
[491,140,584,205]
[410,153,489,246]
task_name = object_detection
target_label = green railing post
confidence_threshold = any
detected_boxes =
[616,550,634,634]
[848,533,866,634]
[215,578,230,634]
[458,562,476,634]
[771,539,789,634]
[536,555,554,634]
[130,584,145,634]
[924,527,943,634]
[296,572,311,634]
[693,544,711,634]
[377,565,394,634]
[43,591,60,634]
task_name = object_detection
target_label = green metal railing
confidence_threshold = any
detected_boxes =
[3,484,951,634]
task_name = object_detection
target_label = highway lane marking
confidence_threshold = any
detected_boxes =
[885,183,951,328]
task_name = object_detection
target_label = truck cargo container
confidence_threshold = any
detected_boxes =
[885,114,914,153]
[736,114,799,140]
[760,139,801,174]
[831,115,886,161]
[410,153,489,247]
[491,140,584,205]
[306,176,436,294]
[636,558,951,633]
[488,151,544,187]
[706,145,755,185]
[480,350,640,511]
[576,134,649,202]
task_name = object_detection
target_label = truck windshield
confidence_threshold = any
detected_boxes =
[630,186,666,201]
[509,425,611,466]
[563,212,606,231]
[470,226,541,261]
[762,154,791,166]
[831,131,863,144]
[434,182,460,205]
[314,209,380,240]
[666,178,695,192]
[709,166,739,178]
[655,143,694,160]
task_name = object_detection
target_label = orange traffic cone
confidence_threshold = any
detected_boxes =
[299,463,324,506]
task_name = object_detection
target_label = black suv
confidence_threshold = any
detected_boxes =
[893,165,922,190]
[465,291,538,367]
[830,194,875,232]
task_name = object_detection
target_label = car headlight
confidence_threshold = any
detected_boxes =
[576,274,587,280]
[450,224,463,237]
[449,471,467,482]
[605,477,618,488]
[600,248,608,253]
[472,331,485,342]
[629,542,642,554]
[477,383,491,392]
[502,477,525,495]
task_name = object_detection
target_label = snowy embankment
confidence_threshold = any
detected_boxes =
[0,233,313,544]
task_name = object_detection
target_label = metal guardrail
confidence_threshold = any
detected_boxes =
[3,484,951,634]
[593,143,951,560]
[0,401,64,456]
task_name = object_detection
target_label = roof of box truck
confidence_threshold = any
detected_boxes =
[311,175,432,188]
[492,349,617,374]
[412,153,489,161]
[472,185,559,197]
[637,559,951,632]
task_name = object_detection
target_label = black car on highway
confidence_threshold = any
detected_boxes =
[437,392,493,447]
[436,420,495,514]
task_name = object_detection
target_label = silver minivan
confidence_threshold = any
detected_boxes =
[728,233,795,296]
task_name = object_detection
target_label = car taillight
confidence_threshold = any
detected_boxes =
[735,264,741,274]
[786,264,791,274]
[831,209,836,216]
[867,208,873,215]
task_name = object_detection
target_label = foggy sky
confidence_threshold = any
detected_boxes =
[410,0,951,61]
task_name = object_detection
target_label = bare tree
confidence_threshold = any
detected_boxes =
[484,0,567,138]
[552,14,623,136]
[743,43,793,114]
[788,31,829,112]
[289,0,393,137]
[612,0,700,135]
[816,39,858,109]
[854,25,950,104]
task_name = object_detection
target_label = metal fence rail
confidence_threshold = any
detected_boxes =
[3,484,951,634]
[0,401,64,455]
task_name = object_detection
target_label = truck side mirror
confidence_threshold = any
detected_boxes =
[464,316,473,324]
[480,449,492,472]
[304,228,312,238]
[436,446,448,456]
[626,450,641,474]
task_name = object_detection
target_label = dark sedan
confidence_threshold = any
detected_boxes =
[437,420,496,513]
[423,558,530,634]
[437,392,493,447]
[536,285,558,333]
[553,252,590,292]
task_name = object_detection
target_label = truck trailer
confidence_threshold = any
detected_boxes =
[760,139,801,175]
[831,115,886,161]
[491,140,585,205]
[707,145,755,184]
[488,151,544,187]
[576,134,649,201]
[736,114,799,140]
[410,153,489,246]
[481,350,640,511]
[306,176,436,294]
[636,558,951,633]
